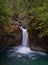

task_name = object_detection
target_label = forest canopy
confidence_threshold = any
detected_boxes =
[0,0,48,37]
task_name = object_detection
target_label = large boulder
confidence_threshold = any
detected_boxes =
[6,25,22,46]
[28,29,48,52]
[0,22,22,52]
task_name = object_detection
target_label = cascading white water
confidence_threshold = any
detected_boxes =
[16,26,32,54]
[15,26,46,55]
[7,26,47,57]
[20,26,28,47]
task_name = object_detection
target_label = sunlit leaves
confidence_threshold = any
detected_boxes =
[27,0,48,37]
[0,0,11,26]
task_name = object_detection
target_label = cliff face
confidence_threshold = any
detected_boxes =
[28,29,48,52]
[0,20,48,53]
[0,22,22,52]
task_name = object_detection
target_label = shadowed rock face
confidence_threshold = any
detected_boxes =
[28,29,48,52]
[7,26,22,46]
[0,22,22,52]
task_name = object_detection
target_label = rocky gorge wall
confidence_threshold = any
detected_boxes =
[0,22,22,52]
[0,21,48,53]
[28,28,48,53]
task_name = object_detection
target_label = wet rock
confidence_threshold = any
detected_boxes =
[0,22,22,52]
[28,29,48,52]
[7,25,22,46]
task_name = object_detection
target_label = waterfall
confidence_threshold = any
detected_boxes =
[16,26,46,55]
[16,26,32,54]
[20,26,28,47]
[7,26,47,56]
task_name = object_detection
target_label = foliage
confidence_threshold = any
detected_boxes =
[0,0,48,37]
[27,0,48,37]
[0,0,11,27]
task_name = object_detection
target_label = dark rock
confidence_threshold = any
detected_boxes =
[28,29,48,52]
[7,26,22,46]
[0,24,22,52]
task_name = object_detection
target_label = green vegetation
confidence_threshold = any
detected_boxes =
[0,0,11,27]
[27,0,48,37]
